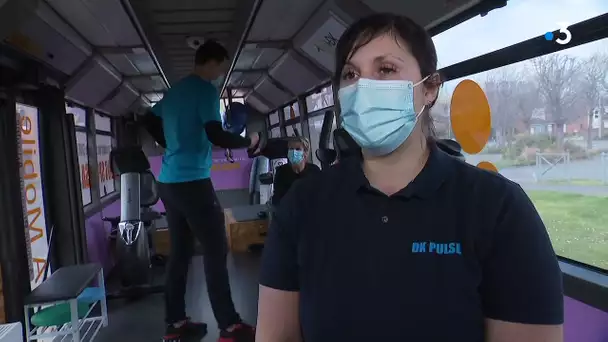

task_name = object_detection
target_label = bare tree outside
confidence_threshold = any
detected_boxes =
[579,53,608,149]
[483,66,519,146]
[511,66,539,133]
[431,99,451,139]
[530,54,580,147]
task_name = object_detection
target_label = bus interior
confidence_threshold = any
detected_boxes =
[0,0,607,341]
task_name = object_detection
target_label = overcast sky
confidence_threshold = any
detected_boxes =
[433,0,608,96]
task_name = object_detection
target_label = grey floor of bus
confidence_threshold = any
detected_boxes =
[96,253,261,342]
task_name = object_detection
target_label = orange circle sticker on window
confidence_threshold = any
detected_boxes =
[476,161,498,172]
[450,80,491,154]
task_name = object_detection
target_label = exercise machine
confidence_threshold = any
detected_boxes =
[101,145,165,300]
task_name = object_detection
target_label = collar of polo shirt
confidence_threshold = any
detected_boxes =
[342,142,453,199]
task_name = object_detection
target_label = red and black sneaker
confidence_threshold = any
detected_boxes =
[218,323,255,342]
[163,317,208,341]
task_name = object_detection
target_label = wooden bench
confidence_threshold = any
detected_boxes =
[225,204,269,253]
[23,263,107,341]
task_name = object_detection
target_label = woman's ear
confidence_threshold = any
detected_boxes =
[424,72,441,106]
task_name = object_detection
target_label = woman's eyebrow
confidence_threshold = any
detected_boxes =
[343,61,356,69]
[374,54,406,63]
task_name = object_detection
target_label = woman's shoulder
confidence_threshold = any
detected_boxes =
[275,163,290,172]
[306,163,322,172]
[447,157,527,211]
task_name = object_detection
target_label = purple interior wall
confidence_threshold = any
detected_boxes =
[84,198,120,275]
[148,149,253,212]
[564,297,608,341]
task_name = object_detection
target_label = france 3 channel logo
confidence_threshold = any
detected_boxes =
[544,22,572,45]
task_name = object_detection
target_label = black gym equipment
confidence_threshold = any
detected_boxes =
[139,111,166,148]
[314,110,337,169]
[102,145,166,300]
[436,139,465,160]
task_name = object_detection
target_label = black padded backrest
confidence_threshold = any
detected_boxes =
[333,128,361,160]
[437,139,465,160]
[315,110,336,169]
[256,137,288,160]
[319,110,335,149]
[110,145,150,174]
[140,170,159,207]
[315,148,337,168]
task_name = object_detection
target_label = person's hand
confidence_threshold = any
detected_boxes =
[248,132,260,150]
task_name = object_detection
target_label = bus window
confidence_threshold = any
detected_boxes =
[95,112,115,198]
[437,34,608,269]
[432,0,608,69]
[66,104,91,206]
[283,103,300,121]
[269,111,280,126]
[271,126,281,138]
[66,103,86,127]
[306,85,334,112]
[286,123,302,137]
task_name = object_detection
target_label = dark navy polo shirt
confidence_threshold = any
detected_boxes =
[259,144,563,342]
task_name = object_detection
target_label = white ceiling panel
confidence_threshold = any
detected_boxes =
[152,9,234,23]
[246,93,270,113]
[12,14,88,75]
[146,0,237,11]
[230,88,249,97]
[255,77,291,107]
[99,83,139,115]
[145,92,164,102]
[248,0,326,41]
[47,0,141,46]
[359,0,478,28]
[156,22,233,35]
[129,76,166,93]
[252,48,283,69]
[104,53,140,75]
[67,59,121,108]
[270,52,323,95]
[234,72,263,88]
[129,53,158,74]
[234,49,261,69]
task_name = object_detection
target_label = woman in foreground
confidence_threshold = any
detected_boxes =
[255,13,563,342]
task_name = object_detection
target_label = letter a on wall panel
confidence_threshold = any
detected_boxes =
[16,103,50,290]
[300,13,348,72]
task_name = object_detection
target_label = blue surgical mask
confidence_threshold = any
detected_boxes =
[338,77,429,156]
[287,149,304,164]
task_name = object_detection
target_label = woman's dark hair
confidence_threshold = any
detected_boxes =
[195,39,229,66]
[334,13,442,137]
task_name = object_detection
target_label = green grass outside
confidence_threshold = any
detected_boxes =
[527,190,608,270]
[540,178,608,187]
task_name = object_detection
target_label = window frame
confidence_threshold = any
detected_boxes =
[93,111,116,200]
[66,102,93,207]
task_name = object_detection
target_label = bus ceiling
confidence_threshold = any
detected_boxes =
[0,0,505,117]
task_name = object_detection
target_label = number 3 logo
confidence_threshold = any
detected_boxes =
[556,22,572,45]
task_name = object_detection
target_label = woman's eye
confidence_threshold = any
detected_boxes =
[379,66,397,75]
[341,70,357,80]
